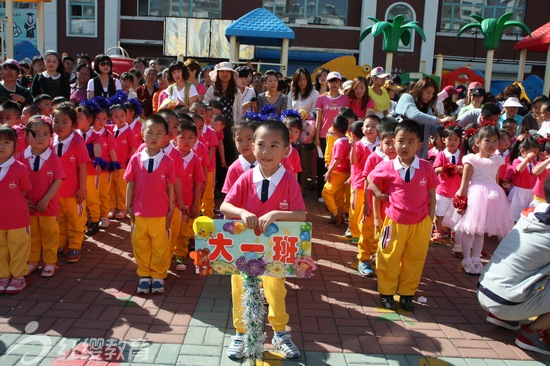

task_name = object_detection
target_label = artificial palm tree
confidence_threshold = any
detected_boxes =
[360,14,426,72]
[457,12,531,90]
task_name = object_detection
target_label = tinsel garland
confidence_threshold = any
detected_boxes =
[241,273,266,363]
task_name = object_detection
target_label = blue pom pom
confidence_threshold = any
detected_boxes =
[86,143,94,159]
[92,96,110,110]
[126,98,143,117]
[108,161,122,172]
[93,157,108,170]
[108,90,128,107]
[259,104,278,120]
[79,99,101,116]
[280,109,302,123]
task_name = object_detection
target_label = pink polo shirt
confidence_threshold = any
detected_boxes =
[193,140,209,168]
[96,127,116,163]
[368,158,437,225]
[351,140,372,190]
[199,125,219,172]
[225,169,305,217]
[16,148,65,217]
[332,137,351,173]
[316,94,350,138]
[281,146,301,175]
[129,119,143,144]
[222,155,258,194]
[124,152,176,217]
[13,124,27,153]
[0,158,32,229]
[507,158,537,189]
[433,150,462,198]
[179,151,205,207]
[79,129,104,176]
[533,163,550,199]
[113,126,137,168]
[349,98,375,119]
[52,132,90,198]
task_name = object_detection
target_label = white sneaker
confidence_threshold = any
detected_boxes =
[99,218,110,228]
[317,197,324,203]
[272,332,300,359]
[227,334,245,359]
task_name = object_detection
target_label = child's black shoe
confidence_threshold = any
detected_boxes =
[399,296,414,311]
[380,295,396,310]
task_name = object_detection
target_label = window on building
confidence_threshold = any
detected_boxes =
[67,0,97,37]
[263,0,349,26]
[138,0,222,18]
[440,0,526,33]
[385,2,416,52]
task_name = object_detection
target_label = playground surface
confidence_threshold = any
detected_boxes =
[1,195,549,366]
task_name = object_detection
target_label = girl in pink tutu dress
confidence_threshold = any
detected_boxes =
[452,125,514,275]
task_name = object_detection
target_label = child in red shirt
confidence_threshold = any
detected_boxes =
[497,129,512,193]
[322,115,351,226]
[368,119,437,312]
[0,100,25,153]
[532,140,550,204]
[212,114,227,169]
[0,126,32,293]
[125,115,175,294]
[109,103,137,220]
[174,120,205,269]
[221,120,305,360]
[76,102,104,236]
[17,117,64,277]
[92,104,118,229]
[126,98,143,144]
[53,104,90,263]
[222,119,258,194]
[281,110,302,180]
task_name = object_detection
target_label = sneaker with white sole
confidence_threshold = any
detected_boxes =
[227,334,245,359]
[137,277,151,294]
[486,313,520,331]
[5,277,26,294]
[515,324,550,355]
[99,217,110,228]
[0,277,10,293]
[175,256,187,271]
[272,332,300,359]
[358,261,374,277]
[151,278,165,294]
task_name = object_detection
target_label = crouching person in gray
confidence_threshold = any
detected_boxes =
[477,178,550,356]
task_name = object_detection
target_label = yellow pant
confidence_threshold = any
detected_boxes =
[322,171,350,215]
[175,216,194,257]
[59,197,86,251]
[349,188,363,239]
[354,188,377,262]
[110,168,127,212]
[86,175,100,222]
[201,170,215,218]
[29,216,59,265]
[231,274,288,334]
[132,216,171,279]
[169,208,182,255]
[98,173,111,218]
[0,227,31,278]
[376,215,432,296]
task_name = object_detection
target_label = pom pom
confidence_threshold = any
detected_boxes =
[79,98,101,116]
[444,120,459,129]
[479,117,496,127]
[86,143,94,159]
[464,127,478,140]
[538,137,550,145]
[93,157,108,170]
[280,109,302,123]
[108,90,128,107]
[258,104,278,121]
[92,96,110,110]
[126,98,143,117]
[441,163,459,179]
[452,195,468,210]
[108,161,121,172]
[241,111,263,122]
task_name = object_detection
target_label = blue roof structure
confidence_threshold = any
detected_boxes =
[226,8,295,47]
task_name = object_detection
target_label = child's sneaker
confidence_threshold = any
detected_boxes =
[486,313,520,331]
[108,210,117,219]
[137,277,151,294]
[84,221,100,236]
[380,295,396,310]
[344,226,352,238]
[151,278,165,294]
[515,324,550,355]
[272,332,300,359]
[357,261,374,277]
[227,334,245,359]
[452,244,463,258]
[115,210,127,220]
[0,278,10,293]
[399,295,414,311]
[66,250,81,263]
[99,217,110,228]
[5,277,26,294]
[57,247,65,257]
[175,257,187,271]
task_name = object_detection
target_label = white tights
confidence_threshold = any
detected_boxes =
[459,231,484,262]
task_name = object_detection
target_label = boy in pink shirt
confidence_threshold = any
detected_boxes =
[281,110,302,179]
[368,119,437,312]
[322,115,351,226]
[0,101,26,153]
[125,115,175,294]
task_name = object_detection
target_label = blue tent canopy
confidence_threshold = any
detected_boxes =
[225,8,295,47]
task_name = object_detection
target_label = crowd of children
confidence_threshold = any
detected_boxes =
[1,54,550,358]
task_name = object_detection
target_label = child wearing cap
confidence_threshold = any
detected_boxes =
[498,97,524,132]
[368,67,392,119]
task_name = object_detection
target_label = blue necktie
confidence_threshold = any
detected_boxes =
[261,179,269,202]
[404,167,410,182]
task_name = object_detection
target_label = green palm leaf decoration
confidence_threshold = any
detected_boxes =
[457,12,531,50]
[360,15,426,53]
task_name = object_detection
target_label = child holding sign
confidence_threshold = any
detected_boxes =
[220,120,306,359]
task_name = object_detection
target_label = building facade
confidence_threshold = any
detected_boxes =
[41,0,546,79]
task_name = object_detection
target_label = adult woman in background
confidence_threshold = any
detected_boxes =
[158,60,199,109]
[394,76,452,158]
[87,54,122,99]
[314,68,329,95]
[70,63,92,105]
[31,50,70,98]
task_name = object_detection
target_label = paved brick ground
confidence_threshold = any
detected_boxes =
[0,194,549,365]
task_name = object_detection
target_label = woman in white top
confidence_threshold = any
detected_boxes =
[158,61,199,109]
[86,54,122,99]
[287,67,319,119]
[235,66,256,112]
